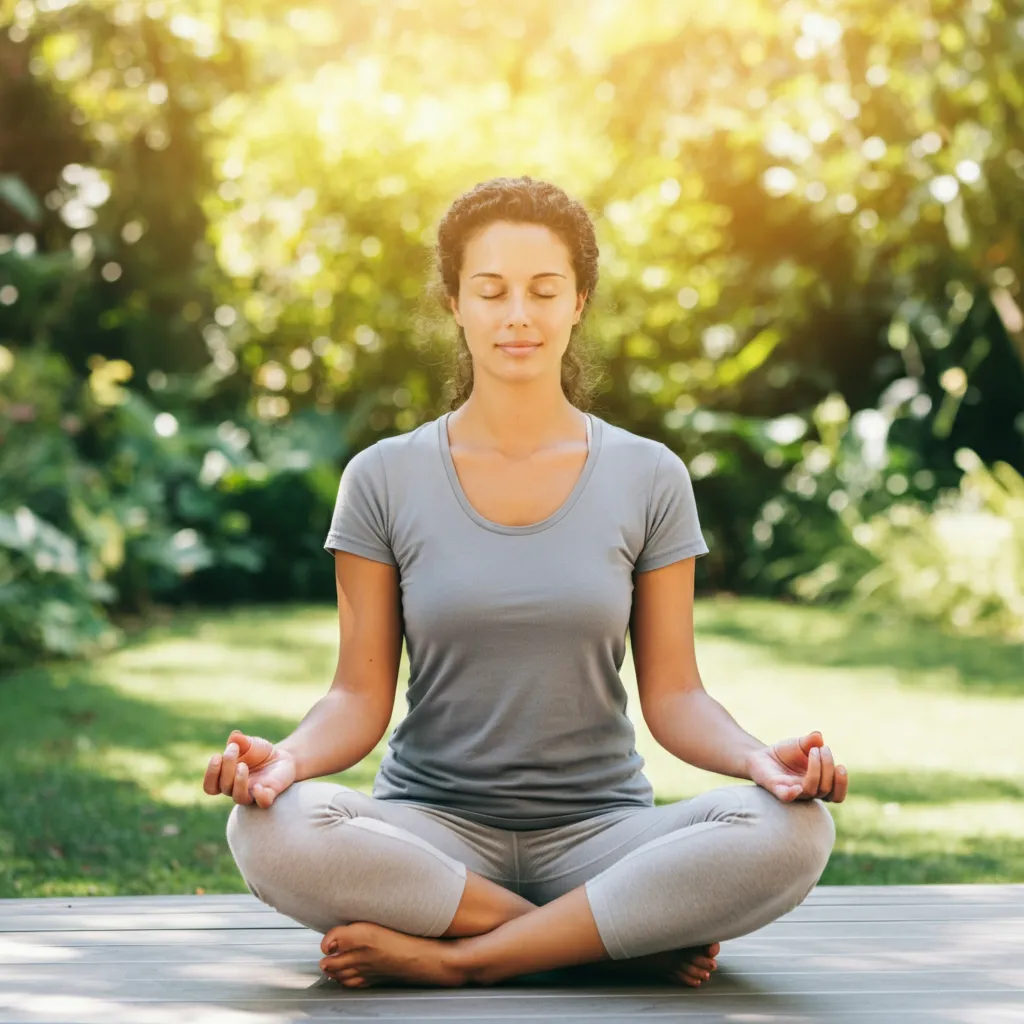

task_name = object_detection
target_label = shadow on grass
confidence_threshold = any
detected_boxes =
[0,764,250,897]
[697,599,1024,695]
[847,770,1024,805]
[5,599,1022,896]
[0,662,380,898]
[115,603,335,655]
[821,834,1024,885]
[4,662,298,752]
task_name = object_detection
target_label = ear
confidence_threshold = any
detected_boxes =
[449,295,462,328]
[573,289,588,323]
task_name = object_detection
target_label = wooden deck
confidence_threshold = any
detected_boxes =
[1,885,1022,1023]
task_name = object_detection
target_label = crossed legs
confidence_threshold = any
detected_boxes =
[226,781,835,987]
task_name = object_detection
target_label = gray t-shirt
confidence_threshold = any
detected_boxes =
[324,411,709,830]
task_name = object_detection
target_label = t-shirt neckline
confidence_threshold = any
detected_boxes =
[438,411,603,536]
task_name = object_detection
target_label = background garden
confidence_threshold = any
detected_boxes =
[1,0,1022,897]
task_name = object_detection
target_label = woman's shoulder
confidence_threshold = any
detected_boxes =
[364,415,441,462]
[343,416,445,500]
[593,413,669,465]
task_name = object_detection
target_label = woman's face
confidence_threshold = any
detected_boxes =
[450,220,587,384]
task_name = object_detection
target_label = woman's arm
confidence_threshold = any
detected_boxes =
[277,550,402,781]
[630,557,766,780]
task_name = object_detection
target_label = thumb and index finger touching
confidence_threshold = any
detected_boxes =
[772,730,854,801]
[772,730,824,763]
[221,730,278,800]
[769,731,825,800]
[226,729,275,767]
[201,729,278,800]
[799,730,825,754]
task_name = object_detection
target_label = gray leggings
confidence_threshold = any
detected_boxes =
[226,781,835,960]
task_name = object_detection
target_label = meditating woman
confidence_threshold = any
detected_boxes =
[203,175,847,990]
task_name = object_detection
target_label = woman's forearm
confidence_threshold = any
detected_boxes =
[276,687,391,782]
[643,689,768,780]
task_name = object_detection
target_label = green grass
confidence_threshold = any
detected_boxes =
[1,597,1021,897]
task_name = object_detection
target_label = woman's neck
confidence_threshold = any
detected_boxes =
[450,384,586,458]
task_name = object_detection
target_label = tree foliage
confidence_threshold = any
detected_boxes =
[2,0,1023,663]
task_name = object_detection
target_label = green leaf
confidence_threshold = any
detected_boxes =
[715,328,783,387]
[0,175,42,224]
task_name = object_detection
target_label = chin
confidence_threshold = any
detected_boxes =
[493,357,548,374]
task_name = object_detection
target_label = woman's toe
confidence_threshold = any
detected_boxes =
[321,927,345,955]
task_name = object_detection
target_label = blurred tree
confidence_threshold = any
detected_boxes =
[1,0,1022,608]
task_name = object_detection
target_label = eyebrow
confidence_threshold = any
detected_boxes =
[470,272,566,280]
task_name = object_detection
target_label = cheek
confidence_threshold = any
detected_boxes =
[461,301,501,330]
[546,298,579,331]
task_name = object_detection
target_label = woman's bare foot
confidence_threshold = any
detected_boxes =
[318,921,720,990]
[319,922,467,988]
[591,941,720,987]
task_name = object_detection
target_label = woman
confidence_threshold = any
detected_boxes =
[204,176,847,990]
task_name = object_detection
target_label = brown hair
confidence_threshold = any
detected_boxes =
[427,176,605,411]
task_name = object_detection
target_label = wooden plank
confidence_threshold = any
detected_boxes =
[0,939,1009,971]
[0,912,303,932]
[2,883,1023,910]
[3,893,1023,932]
[2,989,1023,1022]
[1,897,1019,928]
[2,925,1017,953]
[3,903,1020,932]
[2,885,1022,918]
[0,897,268,913]
[2,962,1022,996]
[0,941,1005,967]
[1,983,1021,1004]
[0,929,321,946]
[1,889,1021,1024]
[0,893,260,910]
[0,943,321,965]
[805,884,1024,900]
[0,902,276,916]
[6,921,1015,942]
[778,906,1024,922]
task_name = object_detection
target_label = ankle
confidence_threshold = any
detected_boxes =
[446,935,489,986]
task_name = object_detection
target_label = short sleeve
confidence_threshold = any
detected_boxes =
[323,444,397,566]
[634,445,709,573]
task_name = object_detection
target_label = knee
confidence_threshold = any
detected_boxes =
[227,778,354,844]
[772,794,836,889]
[225,802,265,899]
[225,799,271,874]
[788,796,836,880]
[742,786,836,885]
[225,781,358,902]
[226,784,294,857]
[224,790,295,901]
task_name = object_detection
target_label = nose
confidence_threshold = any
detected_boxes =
[504,290,531,328]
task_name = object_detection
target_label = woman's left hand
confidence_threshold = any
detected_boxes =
[745,731,849,804]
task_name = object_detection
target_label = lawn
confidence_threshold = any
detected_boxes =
[1,597,1021,897]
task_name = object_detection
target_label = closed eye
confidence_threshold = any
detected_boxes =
[482,294,556,300]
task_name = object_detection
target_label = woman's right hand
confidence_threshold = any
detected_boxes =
[202,729,297,808]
